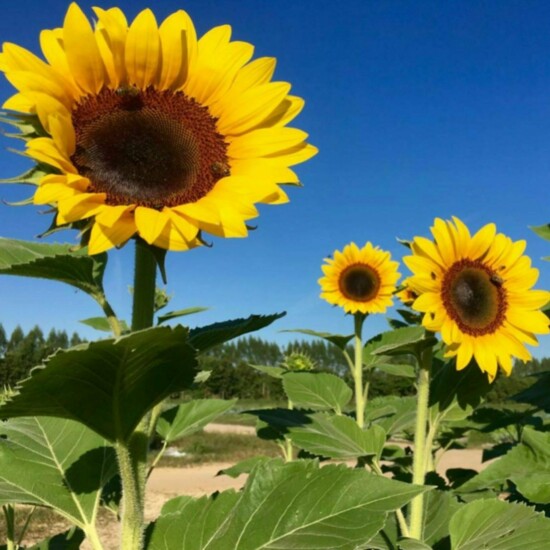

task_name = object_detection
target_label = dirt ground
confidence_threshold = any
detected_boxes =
[26,423,490,549]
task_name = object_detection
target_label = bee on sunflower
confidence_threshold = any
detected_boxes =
[404,216,550,381]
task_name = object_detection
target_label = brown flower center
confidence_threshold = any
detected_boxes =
[441,259,507,335]
[339,264,381,302]
[71,87,229,209]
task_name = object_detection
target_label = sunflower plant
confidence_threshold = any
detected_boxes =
[0,3,550,550]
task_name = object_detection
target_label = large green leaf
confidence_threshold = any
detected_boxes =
[288,413,387,459]
[282,372,352,413]
[282,328,354,350]
[189,313,285,352]
[430,359,492,411]
[156,399,237,443]
[449,499,550,549]
[145,459,427,550]
[458,427,550,503]
[364,326,434,358]
[0,238,107,298]
[157,306,209,325]
[0,417,115,531]
[0,326,198,442]
[248,364,286,379]
[422,489,462,547]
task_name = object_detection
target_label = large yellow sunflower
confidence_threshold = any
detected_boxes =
[0,3,316,254]
[404,217,550,381]
[319,242,401,314]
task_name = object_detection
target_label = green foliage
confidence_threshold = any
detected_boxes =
[145,459,427,550]
[0,417,115,530]
[282,371,352,413]
[157,306,209,325]
[458,427,550,504]
[0,238,107,299]
[0,326,198,442]
[156,399,237,443]
[26,527,85,550]
[449,499,550,549]
[288,413,387,460]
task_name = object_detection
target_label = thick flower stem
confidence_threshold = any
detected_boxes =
[353,313,366,428]
[117,239,158,550]
[408,346,433,541]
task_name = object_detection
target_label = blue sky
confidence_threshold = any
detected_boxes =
[0,0,549,357]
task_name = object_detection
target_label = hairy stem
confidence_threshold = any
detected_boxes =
[353,313,366,428]
[408,346,433,540]
[117,239,158,550]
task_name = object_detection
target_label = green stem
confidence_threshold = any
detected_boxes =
[117,442,145,550]
[117,239,158,550]
[147,438,169,480]
[408,346,433,541]
[353,313,366,428]
[131,239,157,332]
[16,506,36,549]
[3,505,15,550]
[95,293,124,338]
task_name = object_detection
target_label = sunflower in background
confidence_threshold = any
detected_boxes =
[404,216,550,381]
[0,3,316,253]
[319,242,401,315]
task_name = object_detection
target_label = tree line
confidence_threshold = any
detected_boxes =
[1,325,548,403]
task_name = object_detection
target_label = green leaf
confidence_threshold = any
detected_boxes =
[80,316,129,333]
[156,399,237,443]
[513,371,550,412]
[157,307,209,325]
[145,459,428,550]
[458,427,550,503]
[430,359,492,412]
[530,223,550,242]
[422,489,462,547]
[288,413,387,459]
[0,238,107,298]
[375,363,416,378]
[0,326,198,442]
[282,328,353,350]
[0,417,115,530]
[365,396,417,436]
[27,527,85,550]
[218,456,271,478]
[282,372,352,413]
[248,364,286,379]
[189,313,286,352]
[364,326,434,357]
[398,540,432,550]
[449,499,550,549]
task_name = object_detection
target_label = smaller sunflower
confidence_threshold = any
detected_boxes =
[319,242,401,314]
[396,278,418,306]
[404,217,550,381]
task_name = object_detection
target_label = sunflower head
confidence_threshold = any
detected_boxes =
[0,3,317,254]
[282,351,316,372]
[395,278,418,306]
[319,242,401,315]
[404,217,550,381]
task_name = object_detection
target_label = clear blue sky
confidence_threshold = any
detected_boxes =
[0,1,549,357]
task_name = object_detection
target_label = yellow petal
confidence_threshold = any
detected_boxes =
[214,82,292,135]
[39,29,81,95]
[153,223,196,251]
[63,3,105,94]
[265,143,318,165]
[165,210,200,241]
[431,218,456,266]
[95,205,134,228]
[25,92,70,132]
[228,127,308,158]
[93,7,129,88]
[6,71,71,109]
[256,95,305,129]
[56,193,106,223]
[469,222,496,259]
[158,10,196,90]
[134,207,170,245]
[125,9,161,89]
[3,93,34,112]
[232,57,276,92]
[451,216,471,258]
[231,158,299,185]
[508,289,550,310]
[34,183,80,204]
[47,113,75,156]
[26,137,76,173]
[506,309,550,335]
[89,215,136,254]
